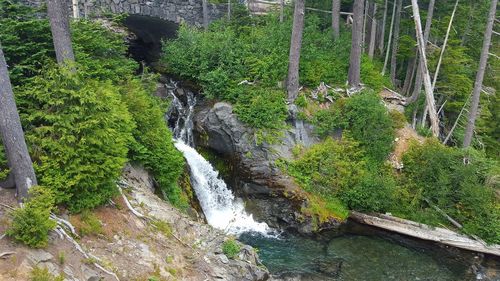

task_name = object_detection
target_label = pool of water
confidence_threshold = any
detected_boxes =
[239,222,487,281]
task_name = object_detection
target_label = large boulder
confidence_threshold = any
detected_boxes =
[193,101,340,233]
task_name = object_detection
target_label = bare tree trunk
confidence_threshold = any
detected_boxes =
[362,0,369,52]
[432,0,459,90]
[368,3,377,59]
[402,57,416,95]
[332,0,341,39]
[227,0,231,21]
[382,0,396,76]
[47,0,75,65]
[463,0,497,147]
[286,0,305,103]
[378,0,388,55]
[280,0,284,23]
[411,0,439,137]
[0,44,38,202]
[389,0,402,86]
[408,0,435,103]
[202,0,209,30]
[72,0,79,19]
[348,0,365,89]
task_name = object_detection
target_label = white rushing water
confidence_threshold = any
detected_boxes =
[174,141,272,235]
[167,80,273,235]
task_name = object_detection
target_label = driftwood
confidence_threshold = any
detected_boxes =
[0,251,15,259]
[350,211,500,256]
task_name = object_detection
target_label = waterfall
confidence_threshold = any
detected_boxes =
[167,81,273,235]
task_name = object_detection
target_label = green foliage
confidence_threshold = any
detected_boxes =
[222,239,241,259]
[76,210,103,236]
[29,266,64,281]
[122,78,185,208]
[0,140,8,181]
[310,91,395,162]
[398,140,500,243]
[234,88,288,129]
[7,186,56,248]
[342,91,395,162]
[389,110,407,129]
[17,67,134,212]
[151,219,172,237]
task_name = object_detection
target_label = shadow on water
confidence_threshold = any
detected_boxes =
[240,220,500,281]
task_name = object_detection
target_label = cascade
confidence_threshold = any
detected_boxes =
[166,81,273,235]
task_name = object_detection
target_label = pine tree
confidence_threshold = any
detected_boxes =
[287,0,306,102]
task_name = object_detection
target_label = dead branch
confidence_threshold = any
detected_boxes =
[0,252,15,259]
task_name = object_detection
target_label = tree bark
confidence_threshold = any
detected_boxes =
[402,57,416,95]
[227,0,231,21]
[286,0,305,102]
[280,0,284,23]
[409,0,435,103]
[368,3,377,59]
[362,0,369,51]
[348,0,365,89]
[47,0,75,65]
[378,0,388,55]
[332,0,341,39]
[72,0,79,19]
[0,44,38,202]
[463,0,497,147]
[411,0,439,137]
[202,0,209,30]
[382,0,396,76]
[389,0,402,86]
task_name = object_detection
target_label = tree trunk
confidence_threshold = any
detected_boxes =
[411,0,439,137]
[202,0,209,30]
[332,0,341,39]
[382,0,396,76]
[389,0,402,86]
[402,57,416,95]
[409,0,435,103]
[463,0,497,147]
[47,0,75,65]
[72,0,79,19]
[348,0,365,89]
[280,0,284,23]
[378,0,388,55]
[286,0,305,103]
[432,0,459,90]
[368,3,377,59]
[0,44,38,202]
[362,0,369,51]
[227,0,231,21]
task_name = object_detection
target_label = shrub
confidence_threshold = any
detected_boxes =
[389,110,407,129]
[29,266,64,281]
[222,239,241,259]
[122,78,185,208]
[71,210,103,236]
[342,91,395,162]
[234,88,288,130]
[17,67,134,212]
[398,140,500,243]
[7,186,56,248]
[0,140,8,181]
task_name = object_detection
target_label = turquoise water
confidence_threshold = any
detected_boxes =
[239,225,479,280]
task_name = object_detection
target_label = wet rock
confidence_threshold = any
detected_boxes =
[193,101,341,233]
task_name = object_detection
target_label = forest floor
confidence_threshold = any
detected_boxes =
[0,165,267,281]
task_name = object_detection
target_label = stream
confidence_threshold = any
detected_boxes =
[124,15,500,281]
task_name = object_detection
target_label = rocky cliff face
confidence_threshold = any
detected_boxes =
[193,101,340,233]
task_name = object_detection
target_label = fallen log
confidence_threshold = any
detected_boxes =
[350,211,500,256]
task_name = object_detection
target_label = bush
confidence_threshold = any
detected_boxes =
[234,88,288,130]
[17,67,134,212]
[222,239,241,259]
[29,266,64,281]
[7,186,56,248]
[398,140,500,243]
[122,78,185,208]
[342,91,395,162]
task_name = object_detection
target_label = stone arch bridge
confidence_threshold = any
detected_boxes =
[78,0,227,26]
